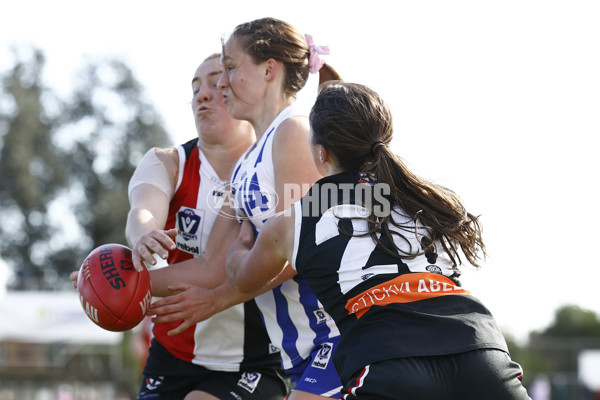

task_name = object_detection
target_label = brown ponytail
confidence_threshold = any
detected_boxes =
[318,62,342,85]
[310,82,486,268]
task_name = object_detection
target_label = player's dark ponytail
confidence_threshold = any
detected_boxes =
[310,82,486,267]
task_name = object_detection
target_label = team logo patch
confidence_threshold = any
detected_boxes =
[313,308,332,324]
[426,265,442,274]
[145,375,164,390]
[177,207,202,239]
[358,171,377,185]
[175,207,204,255]
[361,272,375,281]
[269,343,281,354]
[237,371,261,393]
[311,342,333,370]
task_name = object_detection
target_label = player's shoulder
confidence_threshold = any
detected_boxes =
[272,116,309,152]
[152,147,179,172]
[274,116,309,139]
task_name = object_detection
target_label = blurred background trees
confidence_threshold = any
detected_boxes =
[0,47,172,396]
[0,47,171,290]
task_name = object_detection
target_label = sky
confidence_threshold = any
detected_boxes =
[1,0,599,343]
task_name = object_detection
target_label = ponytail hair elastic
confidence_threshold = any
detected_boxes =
[370,140,386,154]
[305,34,330,74]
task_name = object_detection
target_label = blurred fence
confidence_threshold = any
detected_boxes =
[524,337,600,400]
[0,291,142,399]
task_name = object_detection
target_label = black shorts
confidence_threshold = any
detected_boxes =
[137,340,290,400]
[342,349,530,400]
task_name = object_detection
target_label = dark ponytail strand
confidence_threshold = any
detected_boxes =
[311,82,486,268]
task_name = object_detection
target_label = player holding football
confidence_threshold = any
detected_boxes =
[128,54,289,400]
[147,18,346,399]
[73,54,289,400]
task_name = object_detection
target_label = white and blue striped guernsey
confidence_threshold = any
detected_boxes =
[230,104,341,370]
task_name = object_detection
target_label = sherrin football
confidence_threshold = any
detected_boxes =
[77,243,152,332]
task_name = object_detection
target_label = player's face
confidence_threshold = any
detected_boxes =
[191,58,231,132]
[218,37,266,121]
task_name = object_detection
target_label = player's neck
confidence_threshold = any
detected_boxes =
[200,137,254,180]
[251,96,294,141]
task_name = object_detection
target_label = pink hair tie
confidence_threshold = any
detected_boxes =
[305,34,330,74]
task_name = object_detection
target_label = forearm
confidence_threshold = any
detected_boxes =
[226,216,294,293]
[147,264,296,336]
[148,279,259,335]
[217,264,297,311]
[150,256,228,297]
[211,280,257,313]
[126,207,160,247]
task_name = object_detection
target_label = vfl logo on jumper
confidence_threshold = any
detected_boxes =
[312,343,333,369]
[313,308,332,324]
[175,207,204,255]
[237,371,261,393]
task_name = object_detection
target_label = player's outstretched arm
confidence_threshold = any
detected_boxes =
[127,147,179,271]
[226,217,293,293]
[149,264,296,336]
[148,201,242,297]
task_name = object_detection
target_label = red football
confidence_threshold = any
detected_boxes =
[77,243,152,332]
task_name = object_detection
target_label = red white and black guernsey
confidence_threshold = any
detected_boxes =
[290,171,509,384]
[152,138,279,372]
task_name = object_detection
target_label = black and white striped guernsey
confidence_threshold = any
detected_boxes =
[290,171,509,383]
